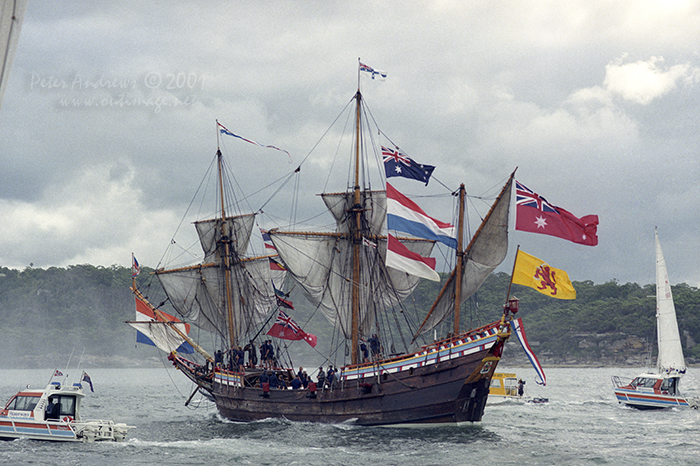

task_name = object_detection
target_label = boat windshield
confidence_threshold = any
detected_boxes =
[6,395,41,411]
[631,377,657,388]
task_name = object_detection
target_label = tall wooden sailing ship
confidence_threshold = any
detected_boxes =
[130,87,519,426]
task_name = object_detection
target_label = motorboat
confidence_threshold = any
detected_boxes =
[0,372,133,442]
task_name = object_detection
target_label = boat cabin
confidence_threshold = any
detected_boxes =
[627,374,680,396]
[489,373,519,397]
[1,381,84,423]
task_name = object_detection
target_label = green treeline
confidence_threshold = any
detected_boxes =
[454,272,700,364]
[0,265,698,368]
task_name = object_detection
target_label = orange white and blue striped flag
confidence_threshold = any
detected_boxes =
[512,317,547,386]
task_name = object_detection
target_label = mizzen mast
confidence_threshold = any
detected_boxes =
[453,184,466,335]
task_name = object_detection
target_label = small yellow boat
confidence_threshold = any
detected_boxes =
[488,373,520,401]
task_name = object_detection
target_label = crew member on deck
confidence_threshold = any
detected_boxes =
[369,334,382,360]
[244,340,258,367]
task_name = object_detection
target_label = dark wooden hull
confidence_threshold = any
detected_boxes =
[168,321,510,426]
[212,345,501,426]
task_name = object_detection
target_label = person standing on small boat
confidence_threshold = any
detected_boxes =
[46,397,59,420]
[518,379,525,397]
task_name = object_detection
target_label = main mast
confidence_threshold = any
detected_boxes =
[350,89,362,365]
[217,148,237,349]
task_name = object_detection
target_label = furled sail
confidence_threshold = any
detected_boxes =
[195,214,256,262]
[269,190,434,338]
[321,190,387,235]
[157,213,285,344]
[417,175,513,335]
[655,229,686,375]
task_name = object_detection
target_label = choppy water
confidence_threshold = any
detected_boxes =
[1,366,699,465]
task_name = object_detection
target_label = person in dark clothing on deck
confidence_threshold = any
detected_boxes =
[236,347,245,370]
[259,371,269,388]
[260,341,270,368]
[360,342,369,364]
[268,342,276,368]
[269,371,279,389]
[326,365,335,388]
[317,367,326,388]
[369,334,382,360]
[244,340,257,368]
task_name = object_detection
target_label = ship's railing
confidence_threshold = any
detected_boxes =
[611,375,626,388]
[341,322,501,381]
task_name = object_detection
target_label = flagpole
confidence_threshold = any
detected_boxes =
[505,245,520,304]
[61,347,75,385]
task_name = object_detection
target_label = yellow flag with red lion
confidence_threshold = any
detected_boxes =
[512,250,576,299]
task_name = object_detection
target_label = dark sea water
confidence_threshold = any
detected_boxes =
[1,366,699,465]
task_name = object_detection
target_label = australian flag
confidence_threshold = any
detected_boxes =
[382,146,435,185]
[82,372,94,392]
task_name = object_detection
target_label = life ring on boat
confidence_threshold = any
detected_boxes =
[62,416,74,423]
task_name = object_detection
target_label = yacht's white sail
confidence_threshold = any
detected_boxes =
[655,229,686,375]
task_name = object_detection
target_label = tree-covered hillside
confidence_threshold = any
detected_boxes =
[0,265,698,368]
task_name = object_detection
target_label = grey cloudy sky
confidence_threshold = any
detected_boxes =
[1,0,699,287]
